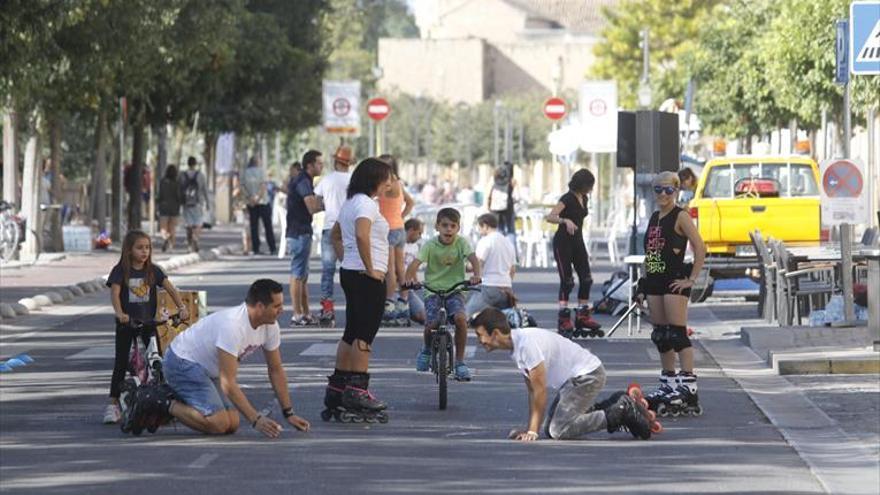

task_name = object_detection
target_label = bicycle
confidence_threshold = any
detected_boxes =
[0,200,23,263]
[405,280,479,410]
[118,313,186,435]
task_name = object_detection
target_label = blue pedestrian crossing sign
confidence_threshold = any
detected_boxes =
[850,1,880,75]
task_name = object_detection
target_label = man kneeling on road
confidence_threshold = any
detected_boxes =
[123,279,310,437]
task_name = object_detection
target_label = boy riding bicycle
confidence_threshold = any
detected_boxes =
[404,208,481,381]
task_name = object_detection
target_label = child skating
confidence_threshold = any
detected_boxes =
[470,308,659,441]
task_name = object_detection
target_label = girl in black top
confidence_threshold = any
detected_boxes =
[103,230,188,425]
[545,169,601,337]
[638,171,706,416]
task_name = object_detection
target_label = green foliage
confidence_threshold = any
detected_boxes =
[591,0,720,109]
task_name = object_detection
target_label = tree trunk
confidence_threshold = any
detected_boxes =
[92,109,108,231]
[2,109,18,206]
[204,133,216,193]
[48,118,64,252]
[20,118,41,260]
[156,123,168,182]
[128,120,146,230]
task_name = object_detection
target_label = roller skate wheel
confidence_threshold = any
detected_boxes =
[378,413,389,424]
[147,424,158,434]
[647,409,656,422]
[320,409,333,422]
[670,409,681,418]
[655,403,667,417]
[651,421,663,434]
[638,398,649,409]
[626,383,643,398]
[692,405,704,416]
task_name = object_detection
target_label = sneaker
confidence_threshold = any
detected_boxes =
[454,361,472,382]
[103,404,121,424]
[415,347,431,372]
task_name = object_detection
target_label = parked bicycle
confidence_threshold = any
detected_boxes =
[0,200,24,263]
[404,280,479,410]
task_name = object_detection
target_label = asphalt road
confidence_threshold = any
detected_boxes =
[0,254,829,494]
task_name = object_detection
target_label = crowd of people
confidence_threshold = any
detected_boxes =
[103,147,706,444]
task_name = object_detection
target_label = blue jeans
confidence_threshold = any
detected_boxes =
[425,293,466,327]
[287,234,312,280]
[163,349,233,417]
[320,228,338,301]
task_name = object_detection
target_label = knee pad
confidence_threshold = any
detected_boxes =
[562,276,575,295]
[667,325,691,352]
[651,325,673,353]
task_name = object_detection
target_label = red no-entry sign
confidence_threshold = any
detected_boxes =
[543,97,567,120]
[367,98,390,121]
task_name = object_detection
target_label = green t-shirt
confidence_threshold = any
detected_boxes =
[417,236,473,291]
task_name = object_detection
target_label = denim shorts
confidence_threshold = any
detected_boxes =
[163,349,233,417]
[424,292,466,327]
[288,234,312,279]
[388,228,405,248]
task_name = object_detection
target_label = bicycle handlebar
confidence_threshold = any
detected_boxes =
[402,280,480,296]
[127,314,184,329]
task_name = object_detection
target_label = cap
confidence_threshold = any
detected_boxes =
[334,146,353,165]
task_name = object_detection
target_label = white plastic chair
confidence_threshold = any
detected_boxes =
[519,210,550,268]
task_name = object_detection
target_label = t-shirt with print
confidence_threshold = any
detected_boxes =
[476,231,515,287]
[106,263,167,321]
[314,170,351,230]
[286,172,315,237]
[404,241,420,270]
[338,193,390,273]
[510,327,601,390]
[169,303,281,378]
[417,236,473,291]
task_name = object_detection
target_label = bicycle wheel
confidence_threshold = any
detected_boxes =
[437,332,448,410]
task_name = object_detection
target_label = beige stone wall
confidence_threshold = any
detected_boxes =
[422,0,528,44]
[489,39,598,96]
[378,38,486,104]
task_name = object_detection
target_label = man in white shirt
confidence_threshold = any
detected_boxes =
[465,213,517,316]
[314,145,353,322]
[470,308,652,441]
[123,279,310,437]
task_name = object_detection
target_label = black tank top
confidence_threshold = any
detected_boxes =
[644,207,688,278]
[554,191,587,239]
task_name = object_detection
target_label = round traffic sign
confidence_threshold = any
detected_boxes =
[588,98,607,116]
[367,97,390,121]
[332,98,351,117]
[822,160,863,198]
[543,97,567,120]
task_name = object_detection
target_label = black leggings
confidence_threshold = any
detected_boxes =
[247,203,277,253]
[340,268,386,346]
[109,322,156,399]
[553,233,592,303]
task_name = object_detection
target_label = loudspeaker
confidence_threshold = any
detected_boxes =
[617,111,636,168]
[636,110,679,173]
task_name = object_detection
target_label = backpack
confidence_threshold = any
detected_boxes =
[489,186,509,212]
[182,171,200,207]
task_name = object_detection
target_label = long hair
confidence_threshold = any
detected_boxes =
[119,230,155,288]
[347,158,391,199]
[164,165,178,181]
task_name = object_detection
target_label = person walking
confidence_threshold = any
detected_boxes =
[287,150,324,326]
[638,171,706,417]
[313,146,353,325]
[546,169,601,338]
[487,162,518,251]
[179,156,208,253]
[323,158,393,422]
[377,154,415,325]
[157,165,183,252]
[242,156,277,255]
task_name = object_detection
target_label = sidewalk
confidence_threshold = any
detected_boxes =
[0,224,243,318]
[693,300,880,495]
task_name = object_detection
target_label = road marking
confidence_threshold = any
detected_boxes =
[188,453,218,469]
[646,348,659,361]
[465,345,476,358]
[66,346,114,360]
[300,343,338,356]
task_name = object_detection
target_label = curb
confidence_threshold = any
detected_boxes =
[0,243,238,321]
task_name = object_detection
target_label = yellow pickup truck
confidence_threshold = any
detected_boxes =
[689,156,821,256]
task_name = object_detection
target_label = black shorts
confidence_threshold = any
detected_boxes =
[340,268,386,345]
[643,274,691,298]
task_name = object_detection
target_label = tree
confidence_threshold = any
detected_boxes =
[591,0,720,109]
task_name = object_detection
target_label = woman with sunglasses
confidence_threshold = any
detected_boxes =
[545,169,602,339]
[639,171,706,417]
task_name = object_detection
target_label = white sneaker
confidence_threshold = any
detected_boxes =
[103,404,121,424]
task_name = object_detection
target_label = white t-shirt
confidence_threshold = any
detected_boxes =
[404,241,419,269]
[338,193,389,273]
[314,170,351,229]
[476,231,515,287]
[170,303,281,378]
[510,328,601,390]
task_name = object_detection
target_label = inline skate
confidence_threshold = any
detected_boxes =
[573,305,604,338]
[604,393,655,440]
[394,298,411,327]
[557,308,574,339]
[319,299,336,328]
[665,372,702,417]
[321,372,389,423]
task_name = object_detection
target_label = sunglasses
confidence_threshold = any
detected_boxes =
[653,185,677,195]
